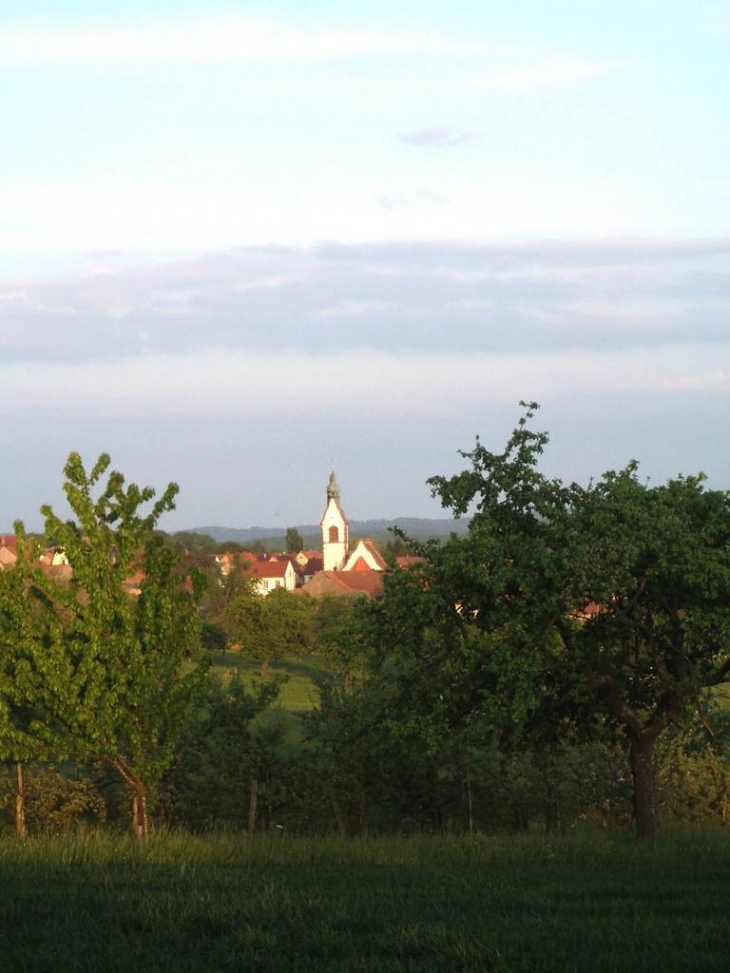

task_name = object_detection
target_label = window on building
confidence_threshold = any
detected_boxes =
[329,526,339,543]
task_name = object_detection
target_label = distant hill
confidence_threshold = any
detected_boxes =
[189,517,470,548]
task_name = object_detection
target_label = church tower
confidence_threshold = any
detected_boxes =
[321,471,349,571]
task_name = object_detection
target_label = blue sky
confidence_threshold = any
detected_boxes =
[1,1,728,532]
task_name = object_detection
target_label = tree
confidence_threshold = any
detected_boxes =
[420,403,730,839]
[229,586,314,677]
[312,595,369,688]
[285,527,304,554]
[555,466,730,838]
[158,672,280,830]
[0,452,208,839]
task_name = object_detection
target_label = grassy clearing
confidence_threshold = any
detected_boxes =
[1,830,728,972]
[206,651,324,747]
[207,651,324,712]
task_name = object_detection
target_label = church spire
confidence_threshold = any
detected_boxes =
[327,470,341,501]
[321,470,348,571]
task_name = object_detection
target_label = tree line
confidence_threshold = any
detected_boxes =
[1,404,729,841]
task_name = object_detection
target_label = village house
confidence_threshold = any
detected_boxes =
[248,557,299,595]
[0,535,18,571]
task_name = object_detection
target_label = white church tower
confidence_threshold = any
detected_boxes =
[321,471,349,571]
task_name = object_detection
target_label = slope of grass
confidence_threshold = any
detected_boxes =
[207,651,325,713]
[1,830,728,972]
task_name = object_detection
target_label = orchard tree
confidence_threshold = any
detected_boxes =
[420,403,730,839]
[159,672,280,830]
[0,539,56,837]
[0,452,208,838]
[555,465,730,838]
[229,586,313,677]
[312,594,370,688]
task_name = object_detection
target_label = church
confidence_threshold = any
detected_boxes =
[298,471,388,598]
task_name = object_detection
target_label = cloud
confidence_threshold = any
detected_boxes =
[0,18,524,66]
[0,17,618,102]
[398,127,478,148]
[1,240,726,368]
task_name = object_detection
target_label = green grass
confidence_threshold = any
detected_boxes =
[1,830,728,972]
[207,651,324,713]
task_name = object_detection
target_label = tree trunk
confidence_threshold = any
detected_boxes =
[465,758,474,835]
[132,781,149,841]
[247,777,259,836]
[356,766,368,836]
[629,734,659,840]
[328,785,348,837]
[15,762,27,839]
[261,659,270,679]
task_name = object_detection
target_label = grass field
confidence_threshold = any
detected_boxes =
[207,651,324,712]
[1,830,728,972]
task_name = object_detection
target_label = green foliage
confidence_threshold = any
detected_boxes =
[311,595,368,685]
[0,764,105,834]
[165,530,218,554]
[229,586,314,675]
[159,672,280,829]
[285,527,304,553]
[354,403,730,839]
[0,452,209,835]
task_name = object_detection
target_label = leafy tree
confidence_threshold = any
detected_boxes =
[0,764,106,835]
[200,560,258,634]
[159,672,280,830]
[285,527,304,553]
[0,452,208,838]
[0,538,64,836]
[229,587,313,677]
[312,595,369,688]
[420,403,730,839]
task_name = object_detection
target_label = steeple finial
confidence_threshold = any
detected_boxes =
[327,470,341,500]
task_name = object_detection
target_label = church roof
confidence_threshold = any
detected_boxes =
[343,538,387,572]
[298,569,383,599]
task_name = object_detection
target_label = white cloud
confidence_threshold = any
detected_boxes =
[0,17,618,106]
[0,18,521,65]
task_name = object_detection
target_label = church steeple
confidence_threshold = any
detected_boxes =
[321,470,349,571]
[327,470,341,501]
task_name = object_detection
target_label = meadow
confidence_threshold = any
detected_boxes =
[1,830,727,972]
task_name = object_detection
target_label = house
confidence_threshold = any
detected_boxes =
[0,535,18,570]
[38,548,70,568]
[248,557,298,595]
[298,569,384,599]
[342,538,387,572]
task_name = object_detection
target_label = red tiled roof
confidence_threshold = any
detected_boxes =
[298,569,383,599]
[249,560,291,580]
[269,553,304,576]
[570,601,608,620]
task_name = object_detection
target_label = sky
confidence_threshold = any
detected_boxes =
[1,0,728,533]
